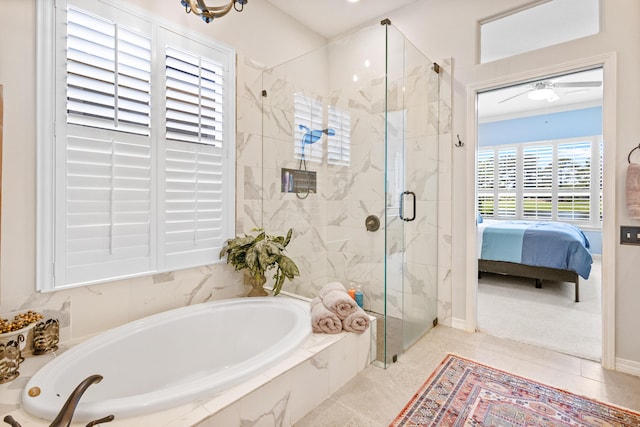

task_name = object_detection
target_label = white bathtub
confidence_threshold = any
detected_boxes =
[22,297,311,422]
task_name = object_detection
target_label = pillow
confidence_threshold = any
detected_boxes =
[477,212,483,223]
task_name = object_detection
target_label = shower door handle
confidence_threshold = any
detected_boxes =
[399,191,416,222]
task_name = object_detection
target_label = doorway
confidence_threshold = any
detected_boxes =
[465,55,617,369]
[476,67,603,361]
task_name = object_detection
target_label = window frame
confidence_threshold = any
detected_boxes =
[36,0,236,292]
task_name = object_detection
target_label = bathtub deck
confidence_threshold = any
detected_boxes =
[1,318,374,426]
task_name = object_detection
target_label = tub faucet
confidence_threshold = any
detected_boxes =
[50,374,110,427]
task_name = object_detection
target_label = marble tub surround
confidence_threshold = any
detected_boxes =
[0,316,373,426]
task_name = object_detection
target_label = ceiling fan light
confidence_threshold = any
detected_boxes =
[528,88,555,101]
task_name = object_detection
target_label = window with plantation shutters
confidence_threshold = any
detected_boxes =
[476,136,600,227]
[294,93,323,163]
[37,0,235,291]
[327,106,350,166]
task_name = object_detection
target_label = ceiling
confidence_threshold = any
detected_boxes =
[477,68,603,121]
[265,0,417,39]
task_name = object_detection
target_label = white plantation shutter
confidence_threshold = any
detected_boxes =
[294,93,323,163]
[477,149,494,216]
[162,44,229,269]
[522,145,552,219]
[39,0,235,291]
[165,47,224,145]
[163,141,224,268]
[497,148,517,218]
[66,7,151,134]
[61,131,152,285]
[557,141,591,221]
[327,106,350,166]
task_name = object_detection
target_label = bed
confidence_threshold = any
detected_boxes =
[477,219,593,302]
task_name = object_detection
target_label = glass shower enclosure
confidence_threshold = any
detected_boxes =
[260,21,440,367]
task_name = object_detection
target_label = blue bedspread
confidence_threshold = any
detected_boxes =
[481,221,593,279]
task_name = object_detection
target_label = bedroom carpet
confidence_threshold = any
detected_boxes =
[478,257,601,361]
[390,353,640,426]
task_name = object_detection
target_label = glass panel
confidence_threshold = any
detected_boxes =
[261,21,439,369]
[385,24,439,365]
[480,0,599,63]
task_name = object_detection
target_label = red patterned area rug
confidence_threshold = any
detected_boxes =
[390,354,640,427]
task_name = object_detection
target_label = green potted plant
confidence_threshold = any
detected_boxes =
[219,228,300,296]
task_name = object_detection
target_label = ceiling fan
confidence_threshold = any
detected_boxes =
[498,79,602,103]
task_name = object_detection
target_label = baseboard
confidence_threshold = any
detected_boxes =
[451,317,466,330]
[616,357,640,377]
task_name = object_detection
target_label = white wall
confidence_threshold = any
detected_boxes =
[0,0,325,343]
[386,0,640,367]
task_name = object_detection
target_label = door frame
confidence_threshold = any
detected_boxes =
[465,53,617,369]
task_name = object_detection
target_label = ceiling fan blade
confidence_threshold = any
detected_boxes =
[552,81,602,88]
[498,88,531,103]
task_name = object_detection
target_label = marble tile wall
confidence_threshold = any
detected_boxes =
[236,41,454,331]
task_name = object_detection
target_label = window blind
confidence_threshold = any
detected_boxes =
[294,93,323,163]
[164,141,224,268]
[63,132,152,285]
[66,7,151,135]
[557,141,591,221]
[327,105,350,166]
[165,47,224,145]
[522,145,552,219]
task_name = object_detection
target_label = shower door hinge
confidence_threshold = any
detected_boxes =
[432,62,440,74]
[261,89,267,97]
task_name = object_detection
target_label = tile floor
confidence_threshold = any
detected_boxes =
[295,325,640,426]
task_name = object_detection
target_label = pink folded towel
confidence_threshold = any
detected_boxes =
[626,163,640,218]
[310,297,342,334]
[318,281,348,296]
[342,307,370,334]
[318,282,358,320]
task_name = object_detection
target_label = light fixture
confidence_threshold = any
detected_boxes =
[527,83,559,102]
[180,0,247,24]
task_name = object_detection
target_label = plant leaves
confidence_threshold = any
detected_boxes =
[278,255,299,279]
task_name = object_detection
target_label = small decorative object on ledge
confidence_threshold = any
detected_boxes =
[33,319,60,355]
[0,335,25,384]
[220,228,300,296]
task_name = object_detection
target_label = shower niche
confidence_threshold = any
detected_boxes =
[261,20,443,368]
[280,168,317,194]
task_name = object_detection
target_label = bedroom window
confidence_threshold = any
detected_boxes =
[477,136,601,227]
[37,0,236,291]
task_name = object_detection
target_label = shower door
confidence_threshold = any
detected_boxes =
[382,23,439,366]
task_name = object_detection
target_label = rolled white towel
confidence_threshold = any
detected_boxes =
[318,282,357,320]
[342,307,370,334]
[310,297,342,334]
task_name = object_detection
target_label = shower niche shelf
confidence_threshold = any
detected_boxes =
[281,168,316,194]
